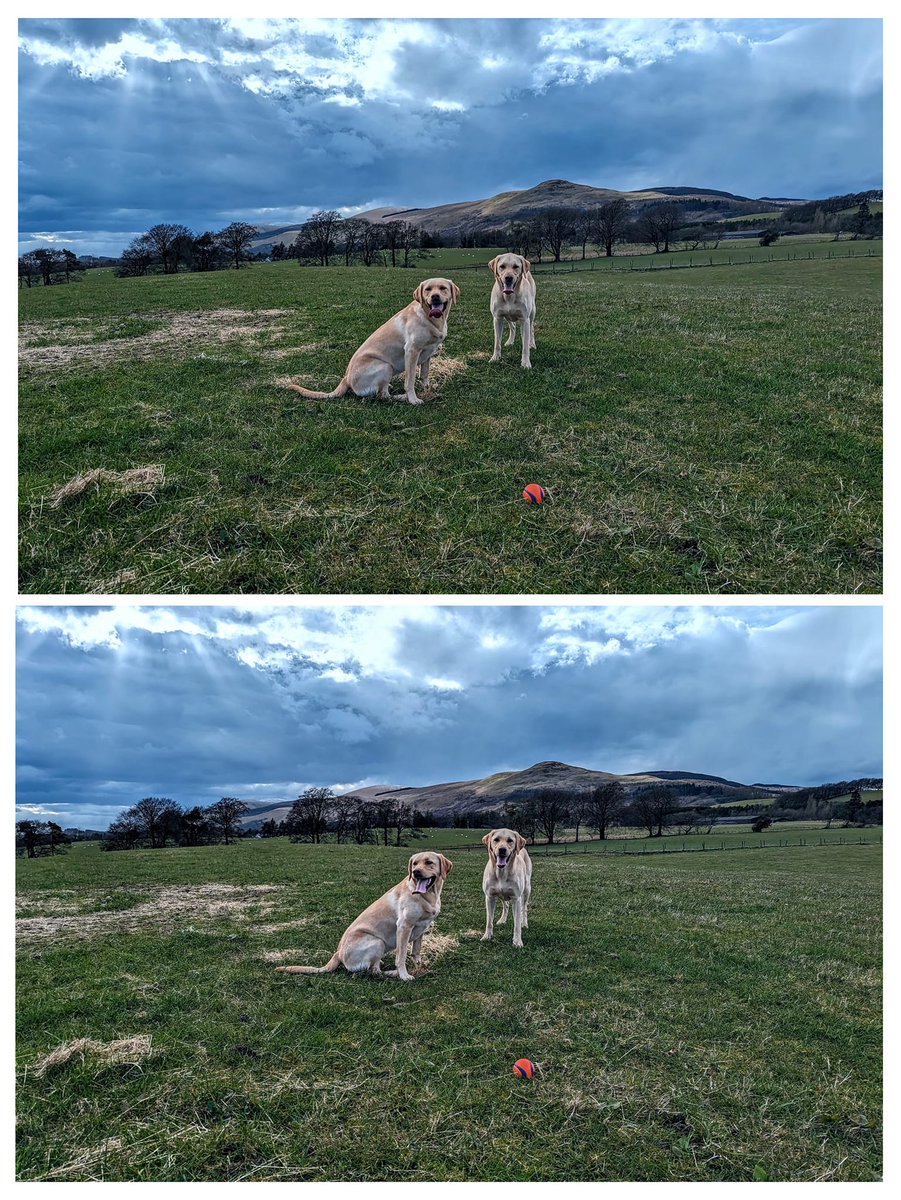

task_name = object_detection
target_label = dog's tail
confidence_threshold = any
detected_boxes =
[275,951,342,975]
[284,378,350,400]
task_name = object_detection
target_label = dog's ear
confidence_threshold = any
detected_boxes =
[439,854,454,878]
[488,256,499,274]
[481,832,492,847]
[515,832,526,853]
[522,258,532,275]
[407,854,417,878]
[412,282,425,306]
[450,281,460,304]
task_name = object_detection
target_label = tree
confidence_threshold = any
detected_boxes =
[569,791,589,841]
[368,797,397,846]
[207,797,250,844]
[339,217,369,266]
[180,805,213,846]
[131,796,180,848]
[593,199,630,257]
[117,234,155,277]
[144,223,192,274]
[46,821,71,855]
[382,221,405,268]
[359,221,386,267]
[216,221,257,269]
[631,786,680,837]
[531,790,569,844]
[841,786,864,827]
[16,820,48,858]
[102,811,143,851]
[536,207,573,262]
[636,203,682,253]
[297,210,342,267]
[287,786,334,843]
[258,818,280,838]
[571,209,595,260]
[586,781,625,840]
[191,231,223,272]
[751,816,773,833]
[759,228,781,247]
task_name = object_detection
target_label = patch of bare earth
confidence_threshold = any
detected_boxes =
[16,884,285,942]
[19,308,292,372]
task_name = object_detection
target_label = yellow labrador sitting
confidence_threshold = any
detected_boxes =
[276,852,453,982]
[488,254,537,369]
[284,278,460,405]
[481,828,532,947]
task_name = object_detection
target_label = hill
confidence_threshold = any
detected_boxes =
[249,178,797,252]
[238,760,791,826]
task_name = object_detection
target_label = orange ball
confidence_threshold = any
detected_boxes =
[513,1058,537,1079]
[522,484,547,504]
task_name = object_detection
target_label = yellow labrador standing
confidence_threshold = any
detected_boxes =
[275,852,453,982]
[284,278,460,405]
[488,254,537,369]
[481,828,532,947]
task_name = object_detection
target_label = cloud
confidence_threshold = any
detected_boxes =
[17,17,882,255]
[15,605,882,828]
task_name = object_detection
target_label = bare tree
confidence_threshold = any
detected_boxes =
[631,786,680,838]
[339,217,369,265]
[635,203,682,254]
[532,790,570,844]
[129,796,181,848]
[296,210,343,266]
[359,221,386,267]
[287,786,335,843]
[144,223,192,273]
[207,797,250,844]
[586,781,625,840]
[571,209,595,260]
[117,233,156,277]
[536,207,573,262]
[593,199,631,257]
[216,221,257,269]
[382,221,404,268]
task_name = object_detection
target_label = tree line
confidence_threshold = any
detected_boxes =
[116,221,260,276]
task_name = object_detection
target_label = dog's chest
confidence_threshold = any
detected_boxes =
[486,870,517,898]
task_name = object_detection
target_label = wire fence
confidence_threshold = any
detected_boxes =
[447,246,881,276]
[436,834,882,860]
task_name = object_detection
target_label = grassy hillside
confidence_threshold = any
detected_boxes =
[17,836,881,1181]
[20,251,882,594]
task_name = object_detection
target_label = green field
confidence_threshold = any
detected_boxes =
[19,251,882,594]
[17,836,882,1181]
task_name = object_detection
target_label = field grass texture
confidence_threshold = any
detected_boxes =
[19,251,882,594]
[16,836,882,1182]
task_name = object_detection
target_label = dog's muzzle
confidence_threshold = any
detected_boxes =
[428,297,446,318]
[413,873,435,893]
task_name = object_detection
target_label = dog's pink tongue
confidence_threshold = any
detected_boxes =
[415,878,430,893]
[429,304,444,318]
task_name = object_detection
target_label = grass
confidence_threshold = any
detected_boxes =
[16,836,882,1181]
[19,251,882,594]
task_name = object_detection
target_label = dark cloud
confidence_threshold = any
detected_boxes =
[15,605,882,828]
[18,17,882,256]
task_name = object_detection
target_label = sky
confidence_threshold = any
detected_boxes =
[15,603,883,829]
[17,15,883,257]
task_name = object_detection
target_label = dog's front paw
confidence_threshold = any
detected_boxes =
[480,932,493,942]
[513,938,524,948]
[406,395,424,406]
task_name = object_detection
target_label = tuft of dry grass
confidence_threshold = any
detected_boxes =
[49,465,165,508]
[33,1036,152,1077]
